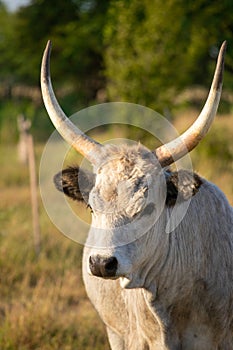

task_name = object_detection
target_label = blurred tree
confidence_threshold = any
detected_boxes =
[0,2,16,82]
[0,0,232,119]
[5,0,110,106]
[104,0,233,111]
[53,0,110,104]
[0,0,112,143]
[11,0,79,83]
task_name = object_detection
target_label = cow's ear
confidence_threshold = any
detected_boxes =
[165,170,203,207]
[53,166,95,204]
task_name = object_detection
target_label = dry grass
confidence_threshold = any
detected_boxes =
[0,110,232,349]
[0,145,109,350]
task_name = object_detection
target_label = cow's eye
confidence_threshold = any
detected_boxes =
[134,176,146,191]
[131,202,155,219]
[142,202,155,216]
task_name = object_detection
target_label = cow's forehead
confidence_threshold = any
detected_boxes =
[89,144,160,213]
[94,144,158,177]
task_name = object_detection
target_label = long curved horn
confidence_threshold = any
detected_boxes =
[41,40,103,164]
[155,41,226,167]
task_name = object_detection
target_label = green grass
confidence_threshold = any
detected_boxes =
[0,110,232,349]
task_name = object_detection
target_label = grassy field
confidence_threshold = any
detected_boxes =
[0,110,232,349]
[0,146,110,349]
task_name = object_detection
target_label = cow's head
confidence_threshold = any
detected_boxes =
[41,41,226,288]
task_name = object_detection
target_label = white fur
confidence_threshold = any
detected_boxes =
[82,145,233,349]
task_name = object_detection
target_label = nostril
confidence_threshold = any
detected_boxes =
[89,255,101,277]
[89,255,118,278]
[104,257,118,273]
[89,255,94,268]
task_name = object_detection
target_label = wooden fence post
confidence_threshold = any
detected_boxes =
[27,133,41,256]
[17,114,31,164]
[17,115,41,255]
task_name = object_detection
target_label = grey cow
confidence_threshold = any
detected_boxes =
[41,41,233,349]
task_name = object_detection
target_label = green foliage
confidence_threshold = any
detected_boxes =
[0,3,17,80]
[0,0,114,144]
[12,0,81,83]
[5,0,109,94]
[1,0,233,142]
[104,0,233,110]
